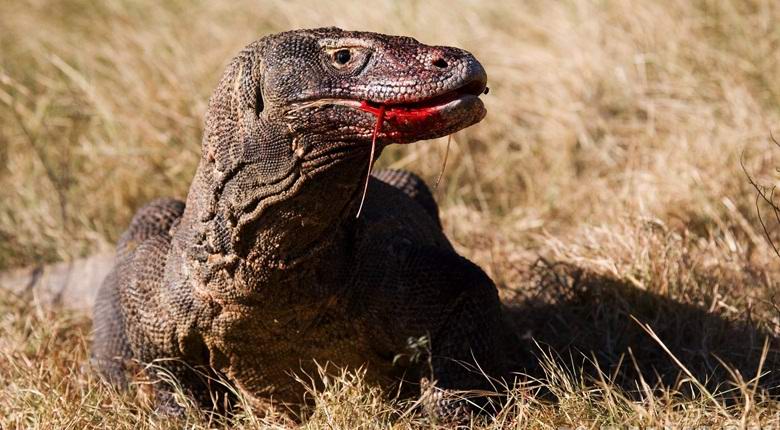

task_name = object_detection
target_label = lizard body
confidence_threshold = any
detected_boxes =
[91,27,514,419]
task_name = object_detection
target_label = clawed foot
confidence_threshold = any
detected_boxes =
[419,378,502,427]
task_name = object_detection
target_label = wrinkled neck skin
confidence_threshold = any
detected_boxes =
[166,45,382,304]
[171,132,376,304]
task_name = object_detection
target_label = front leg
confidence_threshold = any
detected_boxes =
[117,237,223,414]
[356,243,514,421]
[418,251,512,421]
[93,199,228,414]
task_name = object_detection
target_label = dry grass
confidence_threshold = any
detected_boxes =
[3,0,780,428]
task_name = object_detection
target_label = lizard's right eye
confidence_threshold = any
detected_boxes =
[334,49,351,65]
[324,46,370,74]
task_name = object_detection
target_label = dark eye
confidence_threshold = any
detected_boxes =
[334,49,351,65]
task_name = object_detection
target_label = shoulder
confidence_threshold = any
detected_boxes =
[352,177,446,250]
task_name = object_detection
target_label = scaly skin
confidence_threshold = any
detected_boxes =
[92,27,515,420]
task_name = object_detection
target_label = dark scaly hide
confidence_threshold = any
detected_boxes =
[92,28,511,420]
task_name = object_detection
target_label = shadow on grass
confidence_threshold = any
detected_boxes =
[502,259,780,397]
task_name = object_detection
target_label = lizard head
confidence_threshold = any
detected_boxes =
[202,28,488,177]
[191,29,487,260]
[276,27,488,145]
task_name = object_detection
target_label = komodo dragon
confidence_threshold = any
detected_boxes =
[91,27,515,419]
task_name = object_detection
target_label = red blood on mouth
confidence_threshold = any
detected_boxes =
[358,100,440,124]
[358,100,383,117]
[358,86,477,130]
[370,104,386,145]
[356,80,485,128]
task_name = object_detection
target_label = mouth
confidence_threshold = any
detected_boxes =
[357,79,488,120]
[287,78,488,142]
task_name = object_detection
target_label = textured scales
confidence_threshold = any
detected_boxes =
[91,27,514,420]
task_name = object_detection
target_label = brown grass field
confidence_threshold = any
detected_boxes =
[2,0,780,428]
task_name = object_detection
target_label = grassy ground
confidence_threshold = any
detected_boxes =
[2,0,780,428]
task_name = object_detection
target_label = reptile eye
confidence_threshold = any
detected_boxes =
[334,49,351,65]
[324,46,370,74]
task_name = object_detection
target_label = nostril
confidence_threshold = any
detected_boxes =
[432,58,448,69]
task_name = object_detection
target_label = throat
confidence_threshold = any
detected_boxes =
[227,200,355,301]
[229,158,367,274]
